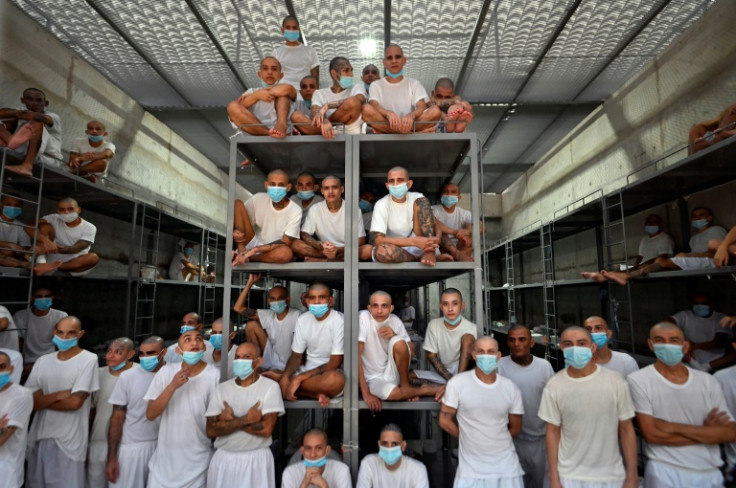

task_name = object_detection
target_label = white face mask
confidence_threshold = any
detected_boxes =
[58,212,78,223]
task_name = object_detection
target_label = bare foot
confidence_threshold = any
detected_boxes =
[420,252,437,267]
[581,271,606,283]
[407,396,419,402]
[458,110,474,122]
[231,251,248,266]
[304,257,328,262]
[601,270,629,286]
[82,175,98,183]
[317,393,331,407]
[436,253,453,262]
[34,261,61,276]
[5,164,33,176]
[447,104,464,120]
[269,122,287,139]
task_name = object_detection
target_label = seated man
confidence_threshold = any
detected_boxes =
[289,171,323,223]
[232,169,302,264]
[279,282,345,406]
[358,291,444,412]
[432,183,474,261]
[226,56,296,138]
[292,175,372,261]
[292,56,365,138]
[359,190,376,233]
[362,44,441,134]
[361,64,381,95]
[281,429,352,488]
[712,224,736,268]
[0,87,63,175]
[0,194,58,275]
[370,166,450,266]
[233,273,300,381]
[430,77,474,133]
[689,102,736,154]
[0,350,33,488]
[588,206,727,285]
[356,424,430,487]
[293,75,318,118]
[168,240,210,282]
[583,316,639,377]
[163,312,215,364]
[68,120,115,183]
[29,197,99,276]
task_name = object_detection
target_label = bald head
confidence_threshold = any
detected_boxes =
[650,321,685,340]
[369,290,392,304]
[387,166,409,180]
[474,336,498,352]
[309,282,332,296]
[56,316,82,332]
[583,316,609,331]
[302,428,328,446]
[59,197,79,208]
[0,351,10,365]
[235,342,261,359]
[141,335,164,349]
[111,337,135,353]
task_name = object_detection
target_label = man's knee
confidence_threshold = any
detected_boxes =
[245,320,261,334]
[391,337,409,357]
[374,244,397,263]
[362,103,379,120]
[421,105,442,121]
[226,100,242,120]
[341,97,361,114]
[359,244,373,261]
[87,252,100,265]
[269,245,293,263]
[324,370,345,392]
[461,334,475,348]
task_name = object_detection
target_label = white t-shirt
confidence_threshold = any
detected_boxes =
[164,339,215,364]
[302,201,365,247]
[281,459,353,488]
[290,194,324,225]
[312,84,366,119]
[0,383,33,488]
[205,376,285,452]
[443,371,524,478]
[423,318,478,369]
[231,87,284,129]
[358,311,411,380]
[538,366,634,482]
[689,225,727,253]
[362,210,373,233]
[432,204,472,247]
[292,310,344,371]
[0,348,22,384]
[168,251,199,281]
[398,306,415,326]
[638,232,675,262]
[14,308,68,363]
[271,43,320,90]
[244,193,302,243]
[70,137,116,156]
[107,364,160,445]
[497,355,554,439]
[671,310,730,364]
[90,366,124,443]
[368,77,429,117]
[144,363,220,488]
[371,192,425,238]
[356,453,429,488]
[599,350,639,378]
[209,346,236,380]
[0,218,31,247]
[0,306,19,351]
[257,308,300,366]
[19,111,62,161]
[25,350,100,461]
[714,365,736,467]
[629,365,732,470]
[41,213,96,262]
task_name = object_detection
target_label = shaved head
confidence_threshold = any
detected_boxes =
[474,336,498,352]
[369,290,392,304]
[236,342,261,358]
[387,166,409,180]
[309,282,332,296]
[267,168,289,180]
[561,325,592,341]
[111,337,134,352]
[56,316,82,331]
[302,428,328,446]
[59,197,80,208]
[508,324,532,338]
[650,321,685,340]
[141,335,164,348]
[583,316,609,330]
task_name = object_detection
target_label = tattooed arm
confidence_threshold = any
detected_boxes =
[300,231,323,252]
[427,352,453,382]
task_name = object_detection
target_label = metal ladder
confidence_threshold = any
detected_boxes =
[540,222,559,365]
[199,228,220,326]
[505,240,517,325]
[132,204,161,340]
[601,192,636,354]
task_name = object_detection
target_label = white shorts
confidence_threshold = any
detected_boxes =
[110,441,156,488]
[261,340,286,371]
[644,459,722,488]
[27,438,85,488]
[86,440,108,488]
[513,437,547,488]
[207,448,275,488]
[366,337,410,400]
[453,476,524,488]
[670,256,716,270]
[558,479,623,488]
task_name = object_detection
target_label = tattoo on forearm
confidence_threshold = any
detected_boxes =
[416,198,435,237]
[301,232,323,251]
[112,404,127,412]
[429,355,452,380]
[369,231,382,246]
[250,421,264,431]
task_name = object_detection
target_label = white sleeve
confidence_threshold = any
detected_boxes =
[309,47,320,69]
[24,358,42,392]
[5,389,32,430]
[144,367,170,401]
[660,234,675,256]
[509,382,525,415]
[422,323,438,353]
[280,465,301,488]
[537,383,560,426]
[283,205,302,239]
[72,356,100,394]
[616,377,636,420]
[357,312,368,343]
[357,212,366,238]
[334,463,353,488]
[108,375,129,406]
[312,90,327,108]
[301,206,317,236]
[105,141,116,155]
[330,315,344,356]
[291,319,307,354]
[261,382,286,416]
[368,81,383,104]
[627,374,652,415]
[80,222,96,244]
[204,385,224,417]
[441,376,460,409]
[412,461,430,488]
[355,460,372,488]
[708,376,735,421]
[350,84,367,100]
[369,200,388,234]
[411,79,429,106]
[70,138,84,153]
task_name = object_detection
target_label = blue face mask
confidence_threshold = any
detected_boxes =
[303,100,312,110]
[283,30,300,42]
[309,303,329,318]
[475,354,497,375]
[2,206,21,219]
[692,219,709,230]
[209,333,223,350]
[87,134,104,143]
[378,445,402,466]
[180,325,196,334]
[182,350,204,365]
[591,332,608,349]
[692,304,711,318]
[653,344,684,367]
[388,183,408,200]
[444,315,462,326]
[270,300,288,314]
[34,297,53,311]
[260,79,279,89]
[441,195,458,208]
[0,371,11,389]
[110,360,127,371]
[297,190,314,201]
[233,359,254,380]
[303,456,327,468]
[139,356,159,372]
[563,346,593,369]
[339,76,354,89]
[644,225,659,235]
[386,68,405,79]
[267,186,288,203]
[184,247,194,256]
[53,335,78,351]
[359,199,373,212]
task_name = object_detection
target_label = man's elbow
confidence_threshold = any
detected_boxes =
[726,424,736,443]
[145,406,158,422]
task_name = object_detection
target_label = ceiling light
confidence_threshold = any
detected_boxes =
[360,39,377,57]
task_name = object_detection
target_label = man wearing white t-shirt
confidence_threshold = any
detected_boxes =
[15,286,68,375]
[370,166,450,266]
[440,336,525,486]
[714,340,736,478]
[670,292,733,371]
[0,347,22,385]
[205,342,285,488]
[31,197,99,275]
[88,337,136,488]
[271,16,320,90]
[0,351,33,488]
[0,305,19,351]
[145,330,220,488]
[293,175,371,261]
[359,291,443,411]
[25,316,100,488]
[289,171,324,224]
[209,317,236,379]
[233,169,301,265]
[68,120,115,182]
[356,423,429,488]
[497,325,554,488]
[432,182,474,262]
[539,326,637,488]
[227,56,296,139]
[629,322,736,487]
[282,429,353,488]
[106,336,166,488]
[429,77,474,134]
[163,312,215,364]
[362,44,441,134]
[0,194,59,274]
[583,316,639,377]
[423,288,477,383]
[292,56,365,137]
[279,282,345,407]
[636,214,675,265]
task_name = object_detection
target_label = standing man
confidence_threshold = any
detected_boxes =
[106,336,166,488]
[25,316,100,488]
[497,324,554,488]
[583,316,639,377]
[205,342,285,488]
[629,322,736,487]
[163,312,214,364]
[144,330,220,488]
[15,286,68,376]
[397,296,415,331]
[281,429,353,488]
[439,336,525,486]
[0,350,33,488]
[208,317,236,379]
[539,326,638,488]
[271,16,320,90]
[356,424,430,487]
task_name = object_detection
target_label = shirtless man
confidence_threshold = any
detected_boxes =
[430,77,474,133]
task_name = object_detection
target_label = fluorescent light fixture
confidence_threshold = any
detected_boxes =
[359,38,377,57]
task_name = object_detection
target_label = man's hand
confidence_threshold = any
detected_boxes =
[304,468,328,488]
[399,114,415,133]
[413,236,439,252]
[362,389,382,412]
[377,326,395,340]
[219,400,235,422]
[322,241,337,260]
[434,385,445,402]
[714,245,730,268]
[243,400,263,425]
[320,120,335,140]
[704,407,732,427]
[721,315,736,329]
[105,458,120,483]
[170,368,189,390]
[622,475,638,488]
[246,272,261,288]
[385,111,401,132]
[0,414,8,429]
[279,376,291,399]
[312,106,329,127]
[54,390,72,402]
[257,90,276,103]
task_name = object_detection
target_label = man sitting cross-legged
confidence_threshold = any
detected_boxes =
[430,77,474,133]
[292,175,372,261]
[232,169,302,265]
[359,291,444,412]
[0,194,60,275]
[432,182,474,262]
